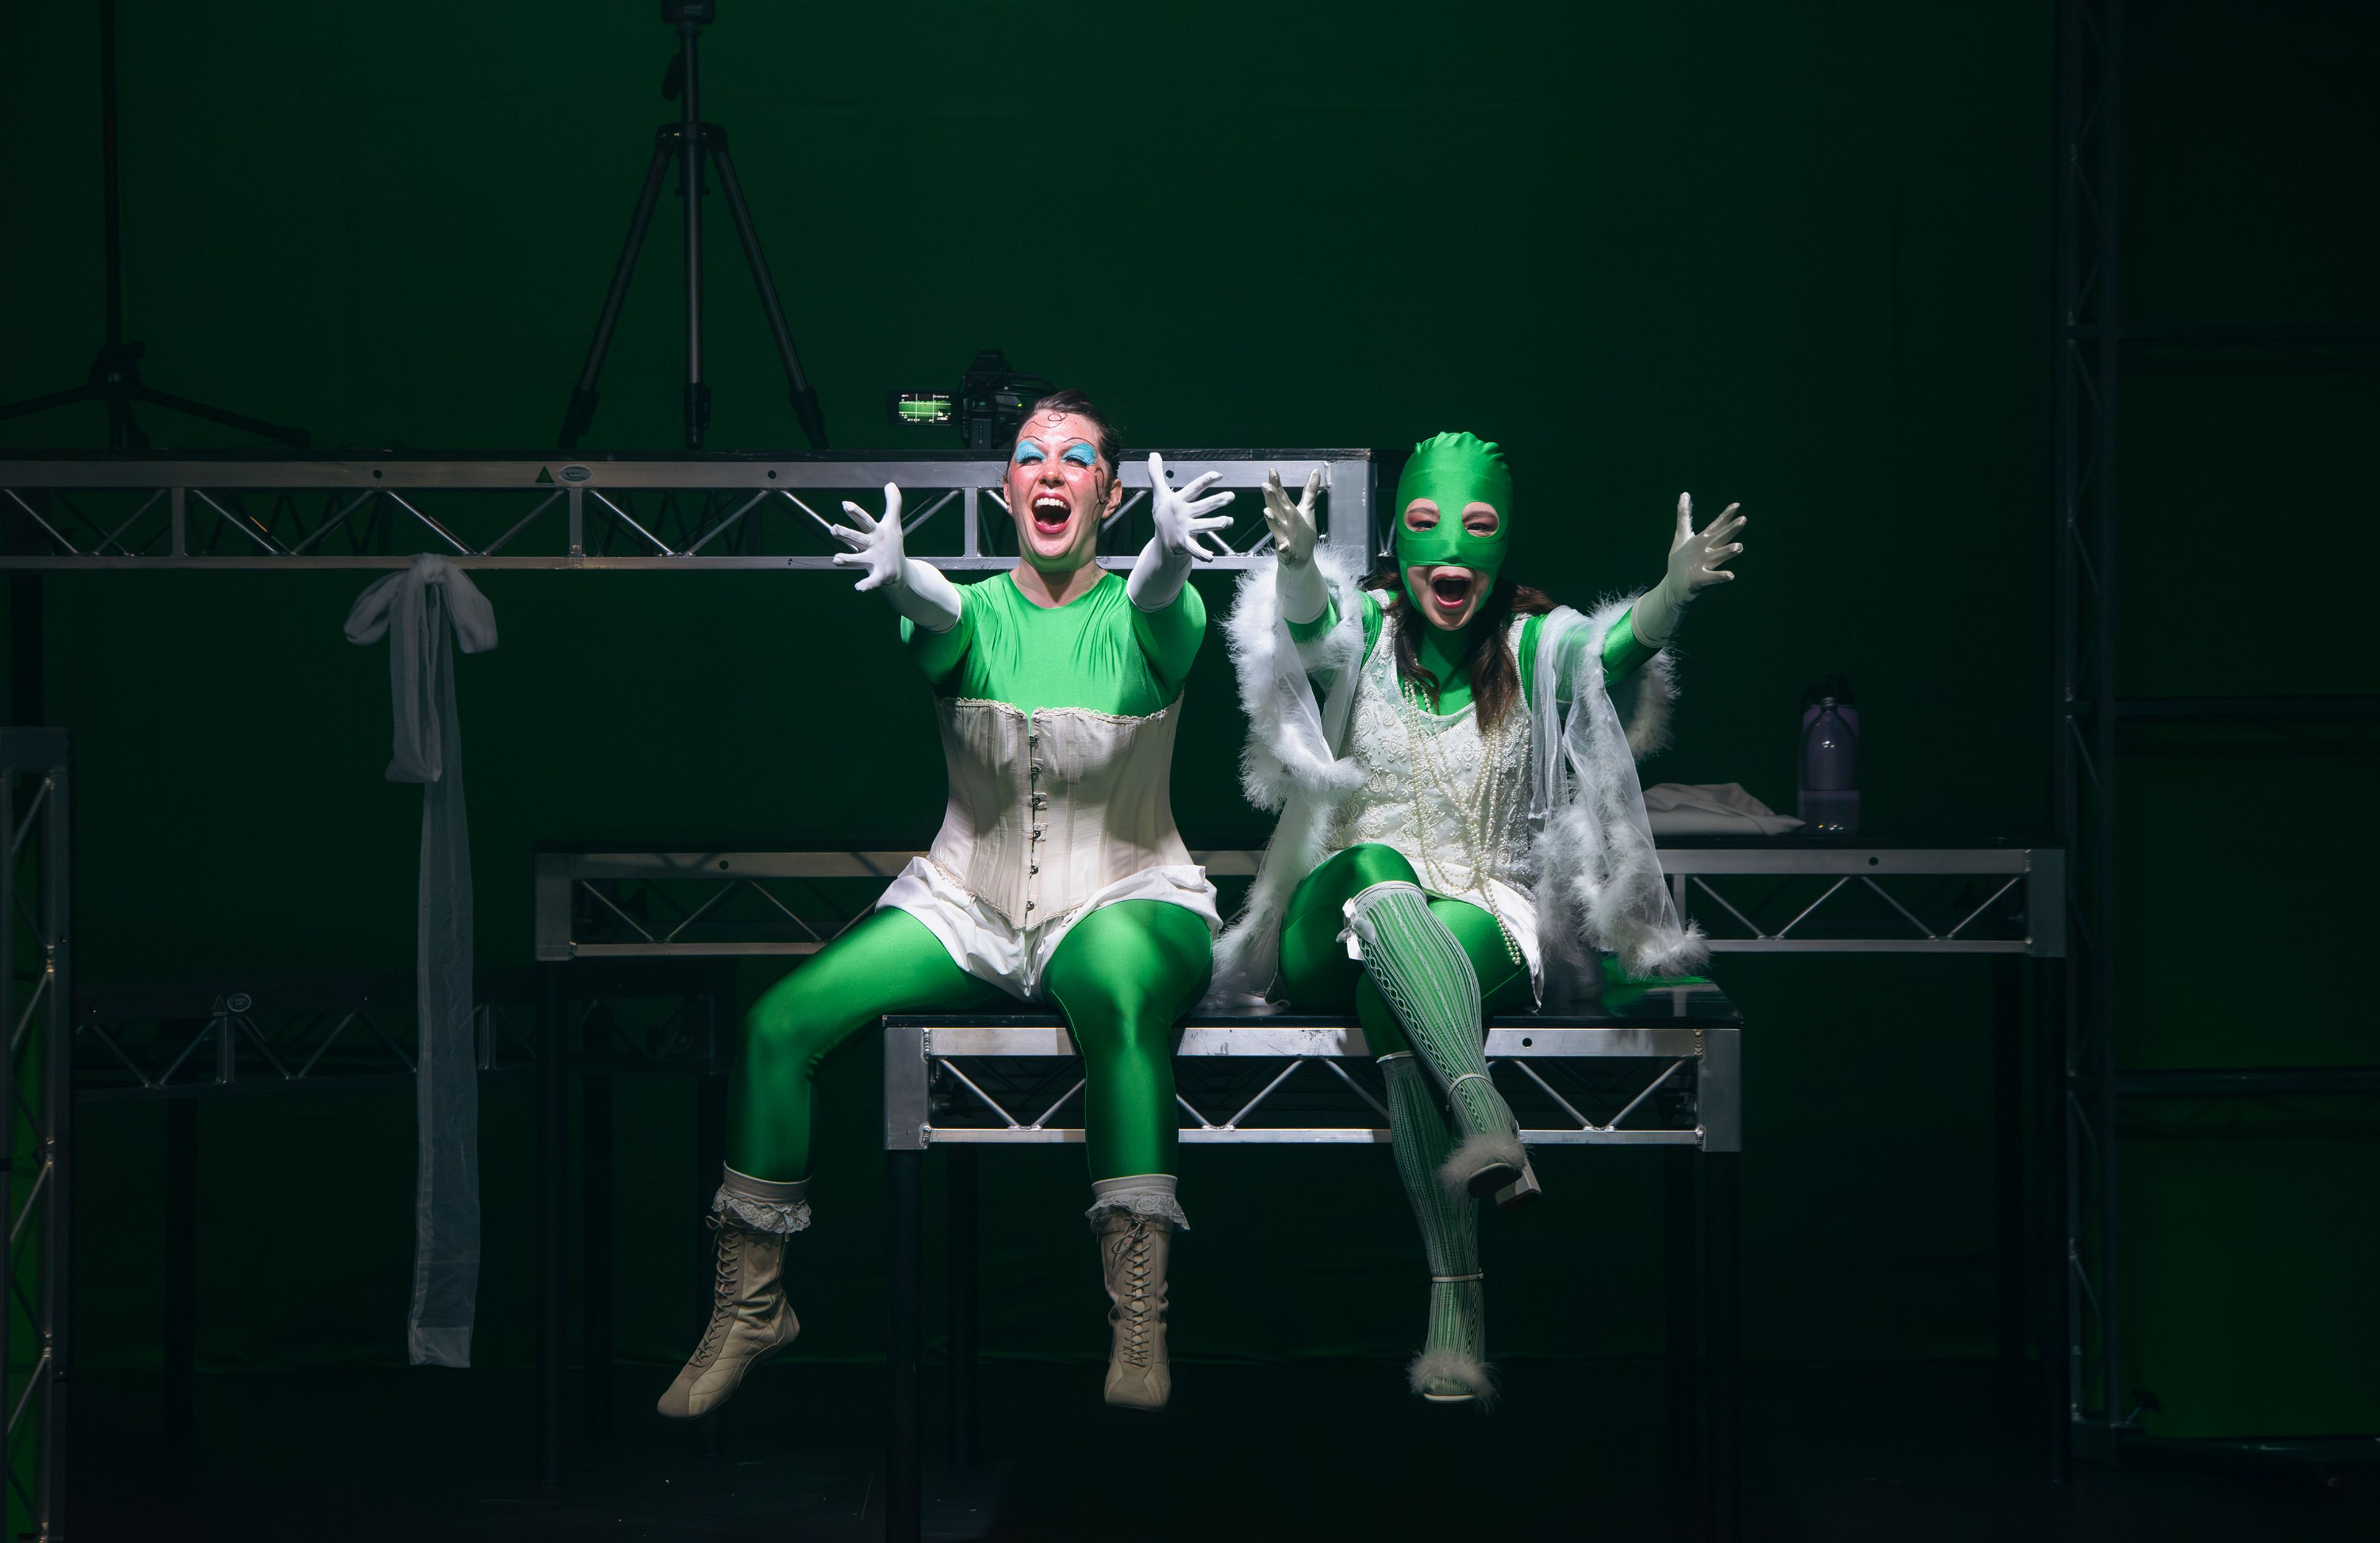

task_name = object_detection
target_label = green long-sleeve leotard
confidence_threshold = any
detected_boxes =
[726,570,1214,1185]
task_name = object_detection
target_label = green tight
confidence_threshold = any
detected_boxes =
[726,900,1212,1184]
[1277,843,1534,1040]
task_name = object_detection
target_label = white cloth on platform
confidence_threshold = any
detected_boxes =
[345,554,498,1369]
[1642,781,1804,836]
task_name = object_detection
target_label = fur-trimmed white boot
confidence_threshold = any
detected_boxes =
[1410,1272,1494,1406]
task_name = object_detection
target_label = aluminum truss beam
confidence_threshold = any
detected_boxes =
[3,729,71,1542]
[2055,0,2123,1475]
[2053,0,2380,1480]
[883,1006,1742,1154]
[68,964,729,1102]
[535,845,2063,961]
[0,451,1375,571]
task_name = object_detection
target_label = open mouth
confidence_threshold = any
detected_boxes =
[1429,571,1474,610]
[1030,494,1072,537]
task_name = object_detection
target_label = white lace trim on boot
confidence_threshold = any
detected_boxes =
[713,1188,811,1235]
[1084,1174,1189,1231]
[712,1166,812,1236]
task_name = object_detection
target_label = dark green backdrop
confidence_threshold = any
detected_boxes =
[2,1,2370,1440]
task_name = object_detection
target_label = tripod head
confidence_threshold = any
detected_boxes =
[661,1,715,99]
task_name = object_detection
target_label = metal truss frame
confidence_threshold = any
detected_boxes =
[0,451,1374,572]
[2,730,70,1543]
[536,845,2063,962]
[1663,846,2063,956]
[64,960,736,1494]
[2052,0,2380,1482]
[883,1013,1740,1155]
[70,963,728,1103]
[2055,0,2123,1473]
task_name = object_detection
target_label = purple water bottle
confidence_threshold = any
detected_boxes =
[1798,675,1861,833]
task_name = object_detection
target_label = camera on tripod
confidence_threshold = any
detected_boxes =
[886,350,1057,449]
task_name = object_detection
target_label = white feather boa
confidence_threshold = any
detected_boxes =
[1207,554,1705,1008]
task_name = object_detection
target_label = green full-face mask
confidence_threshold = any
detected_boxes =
[1391,431,1513,610]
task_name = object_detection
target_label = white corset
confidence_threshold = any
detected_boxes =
[1325,626,1536,940]
[928,697,1192,927]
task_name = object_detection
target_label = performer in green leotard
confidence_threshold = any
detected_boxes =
[1212,432,1745,1404]
[661,392,1236,1418]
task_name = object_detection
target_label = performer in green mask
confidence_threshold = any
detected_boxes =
[659,392,1235,1419]
[1211,431,1745,1404]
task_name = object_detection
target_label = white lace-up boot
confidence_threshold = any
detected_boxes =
[1097,1210,1174,1410]
[657,1172,808,1419]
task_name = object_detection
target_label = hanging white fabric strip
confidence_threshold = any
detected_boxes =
[345,555,498,1368]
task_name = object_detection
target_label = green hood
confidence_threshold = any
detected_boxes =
[1391,431,1512,605]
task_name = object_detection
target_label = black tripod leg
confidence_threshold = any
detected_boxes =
[131,386,306,448]
[708,134,828,451]
[0,384,105,424]
[561,132,675,451]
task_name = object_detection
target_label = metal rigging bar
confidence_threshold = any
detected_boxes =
[0,451,1375,573]
[2,729,71,1543]
[2055,0,2120,1478]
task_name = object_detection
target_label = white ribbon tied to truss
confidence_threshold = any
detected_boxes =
[345,555,498,1368]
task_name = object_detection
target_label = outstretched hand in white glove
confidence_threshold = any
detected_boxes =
[1126,452,1236,611]
[829,481,964,633]
[1629,493,1746,649]
[1261,467,1329,625]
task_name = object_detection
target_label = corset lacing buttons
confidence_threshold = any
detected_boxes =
[1026,720,1043,912]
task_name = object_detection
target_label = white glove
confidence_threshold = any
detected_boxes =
[1628,493,1745,649]
[1261,467,1328,625]
[829,481,963,633]
[1126,452,1236,612]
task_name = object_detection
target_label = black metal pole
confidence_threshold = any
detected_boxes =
[535,963,567,1485]
[946,1145,978,1472]
[695,1059,729,1459]
[45,758,72,1543]
[886,1148,923,1543]
[1704,1150,1742,1543]
[162,1096,198,1459]
[99,0,122,351]
[2035,956,2073,1485]
[2092,2,2127,1461]
[97,0,139,450]
[1664,1146,1700,1533]
[677,25,708,450]
[581,1057,615,1451]
[1992,955,2028,1433]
